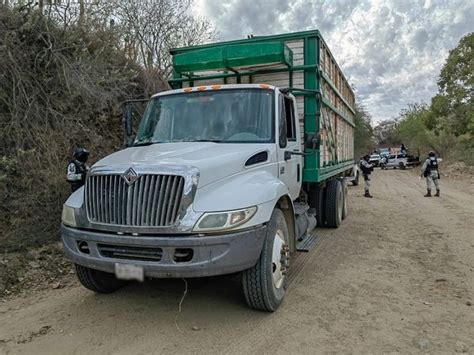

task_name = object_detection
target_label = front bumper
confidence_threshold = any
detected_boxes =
[61,224,266,278]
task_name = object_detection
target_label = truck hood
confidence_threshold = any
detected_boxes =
[93,142,273,188]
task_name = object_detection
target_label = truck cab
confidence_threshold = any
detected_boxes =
[62,84,311,311]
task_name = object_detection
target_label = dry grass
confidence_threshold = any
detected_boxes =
[0,6,143,252]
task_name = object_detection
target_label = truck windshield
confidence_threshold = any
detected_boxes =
[134,89,274,145]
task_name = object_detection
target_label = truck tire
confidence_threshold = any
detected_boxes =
[399,162,406,170]
[75,264,125,293]
[325,179,343,228]
[341,178,348,220]
[242,209,289,312]
[352,171,359,186]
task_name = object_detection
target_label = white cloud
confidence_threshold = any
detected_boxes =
[195,0,474,122]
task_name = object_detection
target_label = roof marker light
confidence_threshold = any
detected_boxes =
[259,84,271,89]
[211,85,221,90]
[197,86,206,91]
[183,87,193,92]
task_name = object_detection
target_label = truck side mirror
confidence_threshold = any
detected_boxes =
[121,99,149,148]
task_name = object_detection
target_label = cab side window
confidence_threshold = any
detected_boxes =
[278,94,287,148]
[279,94,297,148]
[284,96,296,141]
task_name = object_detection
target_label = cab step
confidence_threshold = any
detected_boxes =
[296,234,319,252]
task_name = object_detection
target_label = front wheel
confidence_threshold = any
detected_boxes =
[75,264,126,293]
[242,209,290,312]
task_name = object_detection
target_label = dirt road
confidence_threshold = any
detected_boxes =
[1,169,473,354]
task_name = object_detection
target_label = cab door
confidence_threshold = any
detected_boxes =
[276,92,302,200]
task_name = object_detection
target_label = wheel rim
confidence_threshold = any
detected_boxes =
[271,230,286,289]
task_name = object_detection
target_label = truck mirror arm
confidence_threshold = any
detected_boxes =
[285,133,320,160]
[284,150,315,160]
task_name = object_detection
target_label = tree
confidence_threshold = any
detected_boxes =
[5,0,216,95]
[353,104,375,157]
[113,0,216,94]
[373,119,400,148]
[0,2,215,251]
[431,32,473,136]
[397,104,437,154]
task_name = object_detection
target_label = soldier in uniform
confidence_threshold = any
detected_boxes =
[400,143,407,155]
[66,148,89,192]
[360,154,375,198]
[421,151,440,197]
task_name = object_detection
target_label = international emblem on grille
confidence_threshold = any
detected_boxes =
[122,167,139,185]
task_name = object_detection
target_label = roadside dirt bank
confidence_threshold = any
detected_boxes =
[1,169,473,354]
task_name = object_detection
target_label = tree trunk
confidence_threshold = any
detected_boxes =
[79,0,85,27]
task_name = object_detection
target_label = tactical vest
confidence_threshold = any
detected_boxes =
[423,158,438,177]
[67,159,88,191]
[360,161,373,175]
[429,158,438,171]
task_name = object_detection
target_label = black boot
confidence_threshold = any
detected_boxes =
[424,189,432,197]
[364,191,373,198]
[435,189,440,197]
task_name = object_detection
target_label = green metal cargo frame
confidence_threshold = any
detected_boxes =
[169,30,355,183]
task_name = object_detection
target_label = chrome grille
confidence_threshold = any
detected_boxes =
[85,174,185,226]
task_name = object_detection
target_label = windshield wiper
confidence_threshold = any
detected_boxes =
[133,141,155,147]
[188,139,223,143]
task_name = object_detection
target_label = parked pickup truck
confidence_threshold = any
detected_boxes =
[61,30,357,311]
[369,154,382,167]
[383,153,420,169]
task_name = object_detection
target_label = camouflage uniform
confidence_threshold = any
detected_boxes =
[360,158,374,197]
[421,156,440,197]
[66,148,89,192]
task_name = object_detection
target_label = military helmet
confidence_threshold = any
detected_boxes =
[428,151,436,157]
[73,147,89,162]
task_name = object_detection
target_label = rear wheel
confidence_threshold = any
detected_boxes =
[325,179,343,228]
[75,264,125,293]
[242,209,289,312]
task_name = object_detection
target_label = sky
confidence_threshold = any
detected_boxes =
[193,0,474,122]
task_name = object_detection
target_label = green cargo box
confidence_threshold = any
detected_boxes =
[169,30,355,183]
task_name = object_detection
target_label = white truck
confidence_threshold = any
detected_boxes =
[61,30,356,311]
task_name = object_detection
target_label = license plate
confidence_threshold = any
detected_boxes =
[114,263,144,282]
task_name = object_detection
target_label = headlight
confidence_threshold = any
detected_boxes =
[193,206,257,232]
[62,204,77,227]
